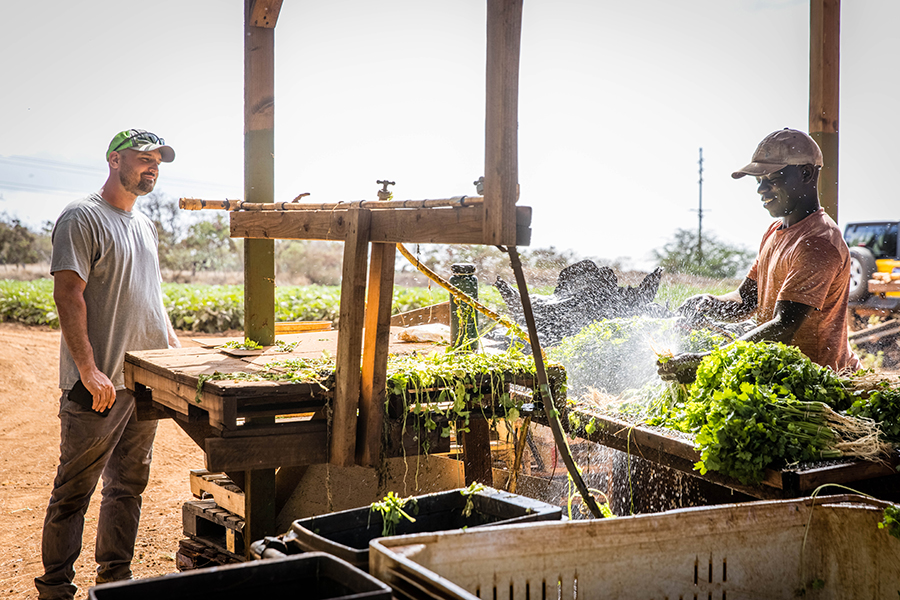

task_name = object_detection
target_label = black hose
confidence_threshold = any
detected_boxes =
[504,246,604,518]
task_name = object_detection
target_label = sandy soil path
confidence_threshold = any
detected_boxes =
[0,323,206,599]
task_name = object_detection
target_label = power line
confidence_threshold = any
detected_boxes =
[0,154,239,194]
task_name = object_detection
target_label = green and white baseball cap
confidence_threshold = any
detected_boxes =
[106,129,175,163]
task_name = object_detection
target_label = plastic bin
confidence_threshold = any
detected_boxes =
[88,552,391,600]
[369,494,900,600]
[251,486,562,570]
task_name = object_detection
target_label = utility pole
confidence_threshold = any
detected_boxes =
[697,147,704,265]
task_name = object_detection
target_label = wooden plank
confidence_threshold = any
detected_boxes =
[205,424,329,472]
[390,302,451,327]
[249,0,282,27]
[483,0,523,246]
[273,321,332,334]
[190,470,246,518]
[809,0,840,221]
[868,281,900,295]
[358,241,397,467]
[786,458,899,495]
[229,205,533,245]
[331,208,371,467]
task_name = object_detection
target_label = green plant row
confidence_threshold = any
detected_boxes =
[1,276,727,332]
[0,280,452,332]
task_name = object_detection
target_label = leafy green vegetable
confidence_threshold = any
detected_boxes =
[384,348,563,435]
[848,386,900,444]
[220,338,263,350]
[650,341,859,485]
[879,504,900,541]
[370,491,417,537]
[460,482,486,518]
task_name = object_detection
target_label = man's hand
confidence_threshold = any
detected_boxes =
[657,352,705,384]
[81,369,117,412]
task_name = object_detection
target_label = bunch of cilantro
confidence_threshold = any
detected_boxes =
[651,341,856,485]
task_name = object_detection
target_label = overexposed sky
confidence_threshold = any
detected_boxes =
[0,0,897,270]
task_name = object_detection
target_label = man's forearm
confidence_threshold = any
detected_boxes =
[55,290,98,378]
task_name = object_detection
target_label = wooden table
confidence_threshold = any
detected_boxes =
[124,328,562,554]
[543,409,900,500]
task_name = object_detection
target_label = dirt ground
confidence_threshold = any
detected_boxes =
[0,323,207,600]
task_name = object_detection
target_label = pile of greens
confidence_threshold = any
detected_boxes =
[646,341,890,485]
[385,348,560,436]
[847,384,900,444]
[194,347,558,437]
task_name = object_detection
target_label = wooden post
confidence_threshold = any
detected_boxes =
[809,0,840,222]
[244,0,276,346]
[332,208,372,466]
[357,241,396,467]
[461,418,494,485]
[483,0,523,246]
[241,0,281,552]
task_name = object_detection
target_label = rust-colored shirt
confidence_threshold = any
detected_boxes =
[747,208,861,373]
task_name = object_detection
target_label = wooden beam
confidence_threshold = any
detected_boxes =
[483,0,523,246]
[331,209,372,466]
[244,0,276,345]
[461,417,494,485]
[809,0,840,222]
[390,301,450,327]
[243,468,276,554]
[230,205,533,245]
[357,241,397,467]
[204,422,329,472]
[249,0,283,28]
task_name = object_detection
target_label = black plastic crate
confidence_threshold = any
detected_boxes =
[250,487,563,570]
[87,552,391,600]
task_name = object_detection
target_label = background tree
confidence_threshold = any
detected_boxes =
[653,228,754,279]
[275,240,343,285]
[0,212,45,266]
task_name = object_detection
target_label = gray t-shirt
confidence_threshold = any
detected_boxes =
[51,193,170,390]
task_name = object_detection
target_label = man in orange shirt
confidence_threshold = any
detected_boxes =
[658,128,861,382]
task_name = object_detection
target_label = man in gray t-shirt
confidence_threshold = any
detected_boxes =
[36,129,180,600]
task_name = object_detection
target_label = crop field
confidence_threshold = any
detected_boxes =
[0,275,736,333]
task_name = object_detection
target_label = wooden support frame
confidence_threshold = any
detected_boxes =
[357,239,397,467]
[230,205,532,245]
[483,0,523,246]
[809,0,840,222]
[165,1,530,545]
[331,209,372,466]
[244,0,276,346]
[249,0,282,28]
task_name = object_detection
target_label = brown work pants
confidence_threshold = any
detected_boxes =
[34,389,157,600]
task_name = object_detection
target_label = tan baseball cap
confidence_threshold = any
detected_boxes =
[731,128,823,179]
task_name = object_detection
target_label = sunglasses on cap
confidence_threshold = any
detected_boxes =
[111,130,165,153]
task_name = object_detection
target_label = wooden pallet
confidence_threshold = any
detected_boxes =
[182,499,246,557]
[175,538,244,571]
[190,469,245,517]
